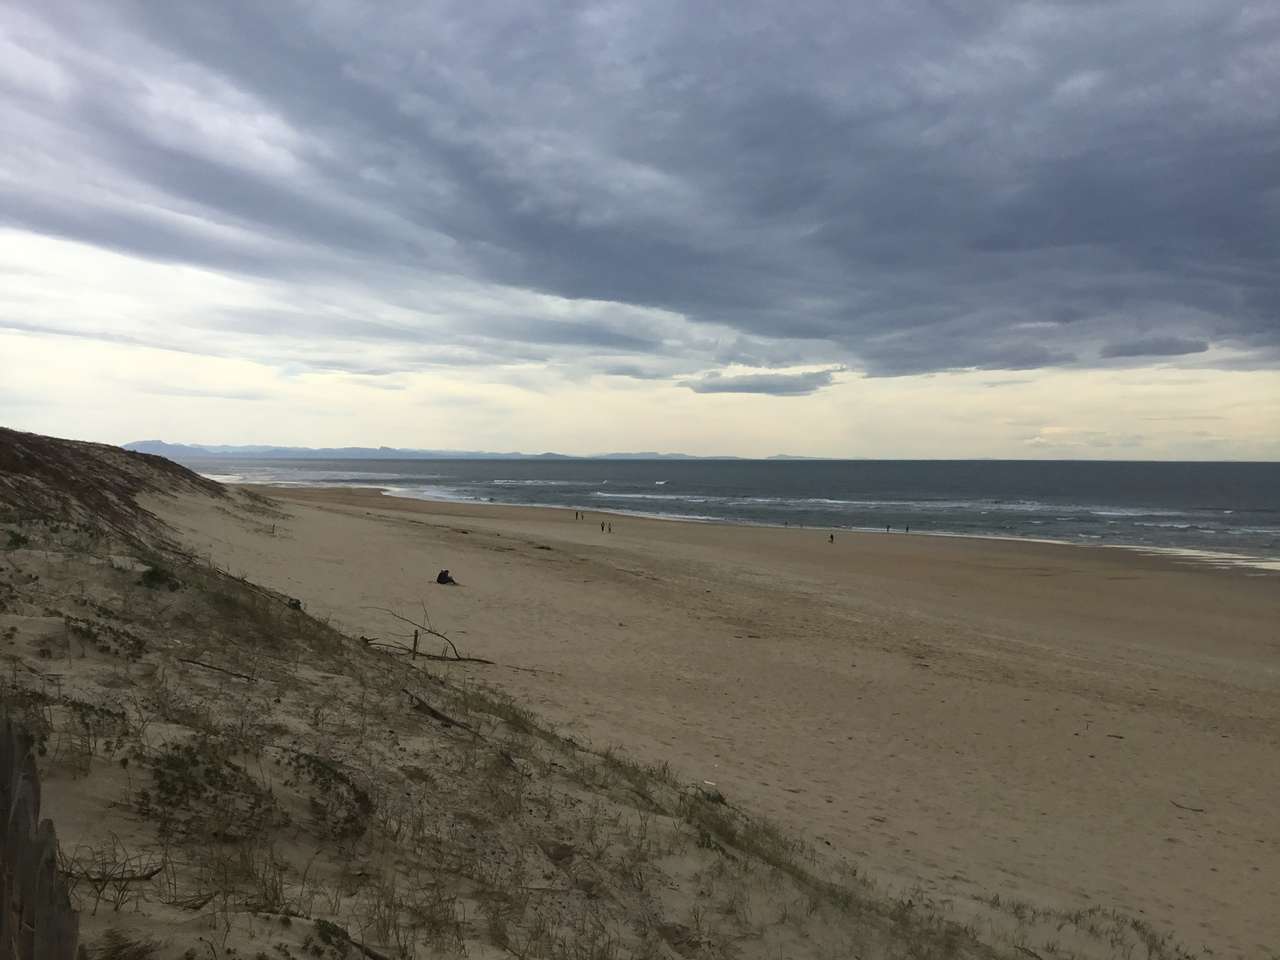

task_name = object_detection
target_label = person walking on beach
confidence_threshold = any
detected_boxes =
[828,533,834,544]
[607,522,613,533]
[601,521,606,532]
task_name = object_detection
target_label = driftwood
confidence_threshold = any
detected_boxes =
[361,638,493,665]
[63,863,163,884]
[401,689,480,737]
[1170,800,1205,813]
[363,603,494,664]
[175,657,258,682]
[417,651,493,664]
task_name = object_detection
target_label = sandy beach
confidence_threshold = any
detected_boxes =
[151,485,1280,957]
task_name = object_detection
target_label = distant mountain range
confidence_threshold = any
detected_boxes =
[125,441,823,461]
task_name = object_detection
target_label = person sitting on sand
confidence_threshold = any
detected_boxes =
[436,569,457,585]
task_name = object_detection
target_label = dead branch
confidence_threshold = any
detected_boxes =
[363,603,494,663]
[421,651,494,664]
[402,688,481,737]
[1170,800,1205,813]
[175,657,258,682]
[360,636,493,664]
[66,862,164,883]
[368,604,463,658]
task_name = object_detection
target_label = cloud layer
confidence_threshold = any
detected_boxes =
[1,2,1278,461]
[683,369,840,396]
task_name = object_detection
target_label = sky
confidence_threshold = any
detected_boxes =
[1,1,1277,459]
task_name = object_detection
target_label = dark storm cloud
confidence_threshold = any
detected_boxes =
[204,308,675,369]
[683,370,838,396]
[0,185,281,277]
[465,317,665,353]
[3,1,1279,382]
[600,365,672,380]
[1100,336,1209,359]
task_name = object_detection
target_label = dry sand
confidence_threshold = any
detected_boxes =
[151,486,1280,958]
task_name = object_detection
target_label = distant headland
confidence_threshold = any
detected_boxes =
[124,440,823,461]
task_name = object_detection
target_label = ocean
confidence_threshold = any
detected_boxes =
[181,457,1280,569]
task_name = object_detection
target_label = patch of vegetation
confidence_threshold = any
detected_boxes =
[279,750,372,841]
[63,614,149,660]
[138,564,181,591]
[136,735,281,841]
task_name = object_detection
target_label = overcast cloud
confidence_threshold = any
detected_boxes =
[0,1,1277,455]
[683,369,840,396]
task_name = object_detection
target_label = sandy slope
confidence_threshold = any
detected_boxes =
[151,486,1280,958]
[13,430,1034,960]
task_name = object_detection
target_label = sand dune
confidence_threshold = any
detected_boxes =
[151,485,1280,958]
[15,429,1020,960]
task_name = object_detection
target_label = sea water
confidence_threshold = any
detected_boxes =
[186,457,1280,567]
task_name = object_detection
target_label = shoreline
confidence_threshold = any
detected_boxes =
[228,479,1280,574]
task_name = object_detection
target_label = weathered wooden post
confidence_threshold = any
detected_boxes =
[0,718,80,960]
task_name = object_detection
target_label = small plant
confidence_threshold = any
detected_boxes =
[138,564,181,591]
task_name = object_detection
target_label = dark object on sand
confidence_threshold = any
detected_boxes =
[287,597,303,610]
[436,569,457,585]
